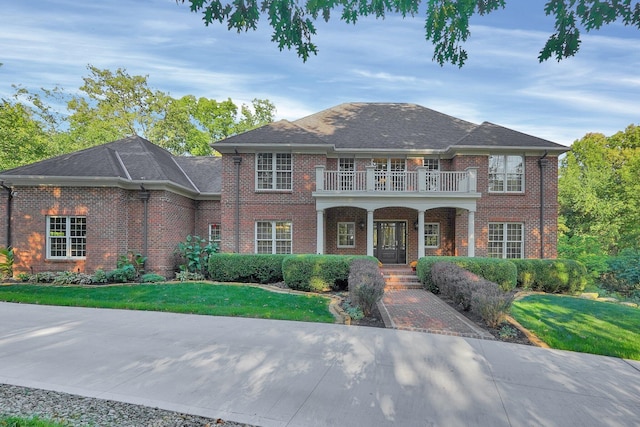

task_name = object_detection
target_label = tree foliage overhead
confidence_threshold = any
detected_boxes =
[1,65,276,170]
[559,124,640,256]
[180,0,640,66]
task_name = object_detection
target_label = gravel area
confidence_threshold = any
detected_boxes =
[0,383,257,426]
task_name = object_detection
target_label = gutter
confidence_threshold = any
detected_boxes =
[0,181,13,248]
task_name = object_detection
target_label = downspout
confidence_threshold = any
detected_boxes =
[138,185,150,266]
[1,182,13,248]
[233,154,242,253]
[538,151,549,259]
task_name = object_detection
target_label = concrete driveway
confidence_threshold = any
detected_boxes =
[0,302,638,426]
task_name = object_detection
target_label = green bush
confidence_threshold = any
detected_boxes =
[511,259,587,294]
[430,262,514,327]
[208,253,288,283]
[93,269,108,284]
[348,258,385,316]
[0,246,14,278]
[52,271,94,285]
[283,255,376,292]
[141,273,166,283]
[417,256,517,293]
[175,271,205,282]
[175,235,217,276]
[106,265,136,283]
[600,250,640,296]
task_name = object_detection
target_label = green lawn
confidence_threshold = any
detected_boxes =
[511,294,640,360]
[0,416,67,427]
[0,282,335,323]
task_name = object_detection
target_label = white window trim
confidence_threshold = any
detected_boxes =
[488,222,524,259]
[255,152,293,192]
[46,216,87,260]
[488,154,525,194]
[255,221,292,254]
[424,222,440,249]
[208,223,221,244]
[337,222,356,248]
[423,157,440,170]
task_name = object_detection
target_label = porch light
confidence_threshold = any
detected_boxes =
[358,221,365,230]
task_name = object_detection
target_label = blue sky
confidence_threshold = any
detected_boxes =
[2,0,640,146]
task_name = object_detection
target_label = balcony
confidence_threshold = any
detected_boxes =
[315,165,478,194]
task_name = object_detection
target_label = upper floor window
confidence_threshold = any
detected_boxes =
[47,216,86,259]
[488,223,523,259]
[256,153,292,190]
[256,221,292,254]
[488,155,523,193]
[373,158,406,191]
[424,223,440,249]
[423,158,440,171]
[339,158,355,191]
[337,222,356,248]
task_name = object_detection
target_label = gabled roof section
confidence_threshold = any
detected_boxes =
[0,136,221,195]
[455,122,568,151]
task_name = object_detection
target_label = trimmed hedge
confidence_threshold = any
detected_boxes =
[417,256,517,293]
[510,259,587,294]
[348,258,385,316]
[283,255,377,292]
[431,262,515,328]
[208,253,288,284]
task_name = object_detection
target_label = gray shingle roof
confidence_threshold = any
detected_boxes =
[0,136,221,194]
[216,102,567,151]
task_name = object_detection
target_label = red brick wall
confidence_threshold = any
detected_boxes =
[221,152,323,254]
[0,189,8,248]
[6,186,209,278]
[9,186,129,275]
[453,155,560,258]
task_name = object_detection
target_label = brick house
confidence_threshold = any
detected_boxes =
[0,103,567,277]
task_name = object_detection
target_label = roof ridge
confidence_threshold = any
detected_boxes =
[171,156,200,193]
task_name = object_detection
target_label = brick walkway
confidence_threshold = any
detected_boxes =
[378,289,494,340]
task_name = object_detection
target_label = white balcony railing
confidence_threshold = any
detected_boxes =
[316,166,478,194]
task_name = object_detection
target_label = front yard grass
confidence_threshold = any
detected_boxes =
[0,282,335,323]
[511,294,640,360]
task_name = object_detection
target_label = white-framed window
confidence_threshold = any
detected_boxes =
[208,223,221,244]
[338,158,355,191]
[256,221,292,254]
[424,158,440,190]
[46,216,86,259]
[337,222,356,248]
[423,158,440,171]
[488,223,523,259]
[424,223,440,249]
[489,155,524,193]
[373,158,406,191]
[256,153,292,190]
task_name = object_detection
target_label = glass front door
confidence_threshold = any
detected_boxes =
[373,221,407,264]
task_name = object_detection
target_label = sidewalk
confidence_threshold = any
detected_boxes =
[379,289,494,339]
[0,302,638,427]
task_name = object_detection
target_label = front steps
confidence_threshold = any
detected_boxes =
[381,265,422,290]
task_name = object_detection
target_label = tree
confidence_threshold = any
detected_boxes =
[67,66,275,155]
[179,0,640,67]
[559,125,640,255]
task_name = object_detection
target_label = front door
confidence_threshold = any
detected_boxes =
[373,221,407,264]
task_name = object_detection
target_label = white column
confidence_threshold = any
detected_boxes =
[367,210,374,257]
[468,210,475,257]
[316,210,324,254]
[417,210,425,259]
[315,165,325,191]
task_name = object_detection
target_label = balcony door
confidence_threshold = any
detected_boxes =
[373,221,407,264]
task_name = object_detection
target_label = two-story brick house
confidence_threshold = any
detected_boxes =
[0,103,567,277]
